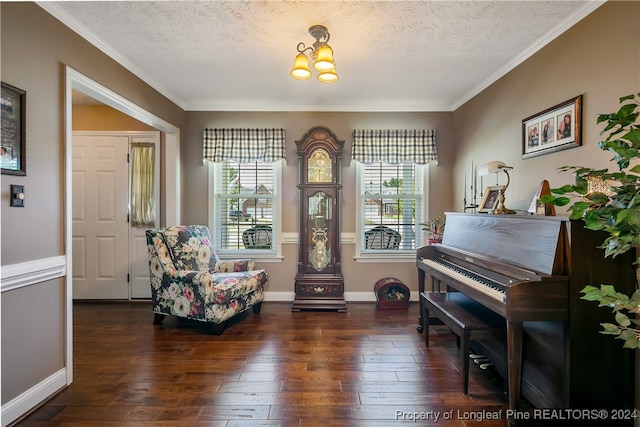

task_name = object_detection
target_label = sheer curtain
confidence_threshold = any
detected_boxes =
[130,143,155,227]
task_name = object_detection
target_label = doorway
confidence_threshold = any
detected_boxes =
[64,66,181,385]
[72,131,160,299]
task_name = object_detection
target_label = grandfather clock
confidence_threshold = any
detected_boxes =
[292,126,346,312]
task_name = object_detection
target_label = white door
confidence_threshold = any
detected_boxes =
[73,132,160,299]
[129,135,160,298]
[72,135,130,299]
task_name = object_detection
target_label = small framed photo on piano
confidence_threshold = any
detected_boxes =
[478,185,504,213]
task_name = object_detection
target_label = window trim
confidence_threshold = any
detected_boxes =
[354,161,429,262]
[208,160,283,262]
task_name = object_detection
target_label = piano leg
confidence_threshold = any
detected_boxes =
[506,320,523,410]
[417,269,426,333]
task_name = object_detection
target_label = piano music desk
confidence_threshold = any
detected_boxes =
[421,291,505,395]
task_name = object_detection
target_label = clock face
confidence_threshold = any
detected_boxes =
[307,148,332,183]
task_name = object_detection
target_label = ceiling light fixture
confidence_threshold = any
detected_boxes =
[290,25,338,83]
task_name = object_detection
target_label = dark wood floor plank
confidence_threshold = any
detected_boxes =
[16,302,510,426]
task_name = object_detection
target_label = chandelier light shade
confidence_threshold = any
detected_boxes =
[313,44,335,72]
[479,160,516,215]
[290,53,312,80]
[290,25,338,83]
[318,70,339,83]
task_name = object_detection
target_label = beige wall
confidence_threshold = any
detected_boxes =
[0,2,184,407]
[453,1,640,213]
[183,112,455,294]
[72,105,156,131]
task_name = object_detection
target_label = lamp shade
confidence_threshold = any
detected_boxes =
[479,161,512,175]
[290,53,312,80]
[317,69,339,83]
[313,44,336,72]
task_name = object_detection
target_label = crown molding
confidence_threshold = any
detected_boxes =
[452,0,606,110]
[36,2,188,110]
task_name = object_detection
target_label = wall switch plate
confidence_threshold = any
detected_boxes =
[10,185,24,207]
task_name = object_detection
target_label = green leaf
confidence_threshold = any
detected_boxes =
[615,311,631,327]
[580,288,603,301]
[619,94,636,103]
[546,196,571,206]
[618,330,638,348]
[601,323,621,335]
[550,185,575,195]
[600,284,618,297]
[585,192,610,204]
[625,128,640,146]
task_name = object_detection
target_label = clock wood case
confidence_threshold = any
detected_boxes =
[292,126,346,312]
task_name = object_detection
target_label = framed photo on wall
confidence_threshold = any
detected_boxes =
[1,82,26,176]
[477,185,504,213]
[522,95,582,160]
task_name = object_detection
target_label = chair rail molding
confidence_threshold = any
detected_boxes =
[1,256,67,292]
[282,232,355,245]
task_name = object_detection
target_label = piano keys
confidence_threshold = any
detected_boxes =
[416,213,636,418]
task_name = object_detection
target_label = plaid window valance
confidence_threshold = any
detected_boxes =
[203,128,286,163]
[352,129,438,165]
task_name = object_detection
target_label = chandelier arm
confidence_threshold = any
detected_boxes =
[296,43,314,54]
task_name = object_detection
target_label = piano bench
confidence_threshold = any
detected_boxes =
[420,291,505,395]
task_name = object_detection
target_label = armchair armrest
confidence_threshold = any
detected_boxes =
[215,259,256,272]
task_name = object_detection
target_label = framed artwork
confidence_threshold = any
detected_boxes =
[477,185,503,213]
[522,95,582,159]
[1,82,26,176]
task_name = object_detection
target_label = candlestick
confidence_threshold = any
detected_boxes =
[470,161,474,192]
[474,164,477,193]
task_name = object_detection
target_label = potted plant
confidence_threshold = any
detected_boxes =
[421,216,445,245]
[541,92,640,349]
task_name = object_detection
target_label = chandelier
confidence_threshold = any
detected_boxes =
[290,25,339,83]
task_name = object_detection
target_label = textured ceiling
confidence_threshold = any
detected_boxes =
[41,1,602,112]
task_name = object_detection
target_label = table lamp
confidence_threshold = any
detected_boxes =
[478,161,516,215]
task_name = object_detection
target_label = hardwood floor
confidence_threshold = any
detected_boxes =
[17,302,512,426]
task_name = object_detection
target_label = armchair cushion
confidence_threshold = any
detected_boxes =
[162,225,219,271]
[216,259,256,272]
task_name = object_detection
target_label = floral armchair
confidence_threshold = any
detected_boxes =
[146,225,267,334]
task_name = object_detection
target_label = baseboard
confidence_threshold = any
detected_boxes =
[263,291,418,302]
[1,368,67,427]
[263,291,295,301]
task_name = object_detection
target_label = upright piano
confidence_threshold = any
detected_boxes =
[417,213,636,414]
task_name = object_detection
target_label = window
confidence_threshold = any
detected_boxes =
[209,160,281,257]
[356,161,428,259]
